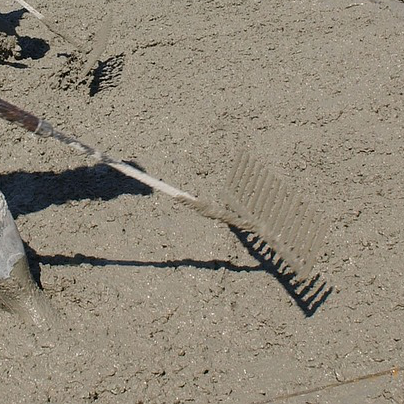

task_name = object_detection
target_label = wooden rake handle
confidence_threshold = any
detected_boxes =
[0,98,196,202]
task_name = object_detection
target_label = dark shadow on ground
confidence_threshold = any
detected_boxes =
[26,232,332,318]
[0,59,28,68]
[18,35,49,60]
[1,9,26,30]
[230,228,332,317]
[89,53,125,96]
[0,162,152,218]
[0,9,50,62]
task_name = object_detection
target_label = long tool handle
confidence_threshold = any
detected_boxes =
[14,0,44,19]
[0,99,253,234]
[0,98,197,201]
[14,0,82,50]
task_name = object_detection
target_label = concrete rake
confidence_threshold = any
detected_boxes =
[0,98,328,282]
[14,0,112,79]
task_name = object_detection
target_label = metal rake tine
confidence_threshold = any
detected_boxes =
[278,193,303,245]
[299,217,329,279]
[237,154,257,202]
[294,213,322,277]
[226,150,243,189]
[253,237,267,253]
[260,241,271,256]
[285,199,310,252]
[255,171,276,218]
[227,151,249,194]
[272,251,281,265]
[248,166,268,215]
[300,213,323,257]
[272,188,295,241]
[260,175,281,225]
[293,206,316,267]
[263,183,287,238]
[244,162,264,211]
[278,260,289,273]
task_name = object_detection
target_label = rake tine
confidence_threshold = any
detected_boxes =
[260,176,281,226]
[294,215,322,278]
[272,189,295,240]
[237,154,256,201]
[253,237,267,253]
[272,251,282,266]
[293,206,316,267]
[244,162,263,210]
[301,214,323,256]
[299,218,328,279]
[260,241,271,256]
[228,152,249,194]
[248,166,267,214]
[278,260,289,273]
[225,150,243,189]
[285,199,310,256]
[255,171,275,218]
[264,183,287,238]
[278,194,303,245]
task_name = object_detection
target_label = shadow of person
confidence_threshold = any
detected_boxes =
[1,8,27,29]
[18,34,50,60]
[0,162,152,218]
[0,8,49,63]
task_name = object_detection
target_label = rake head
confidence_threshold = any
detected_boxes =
[223,152,328,281]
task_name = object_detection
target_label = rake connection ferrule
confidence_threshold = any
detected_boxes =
[34,119,54,138]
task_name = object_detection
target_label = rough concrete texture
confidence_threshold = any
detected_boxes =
[0,0,404,403]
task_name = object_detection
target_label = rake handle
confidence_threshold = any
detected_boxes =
[0,98,40,133]
[0,99,254,246]
[14,0,83,50]
[0,98,112,158]
[0,98,197,202]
